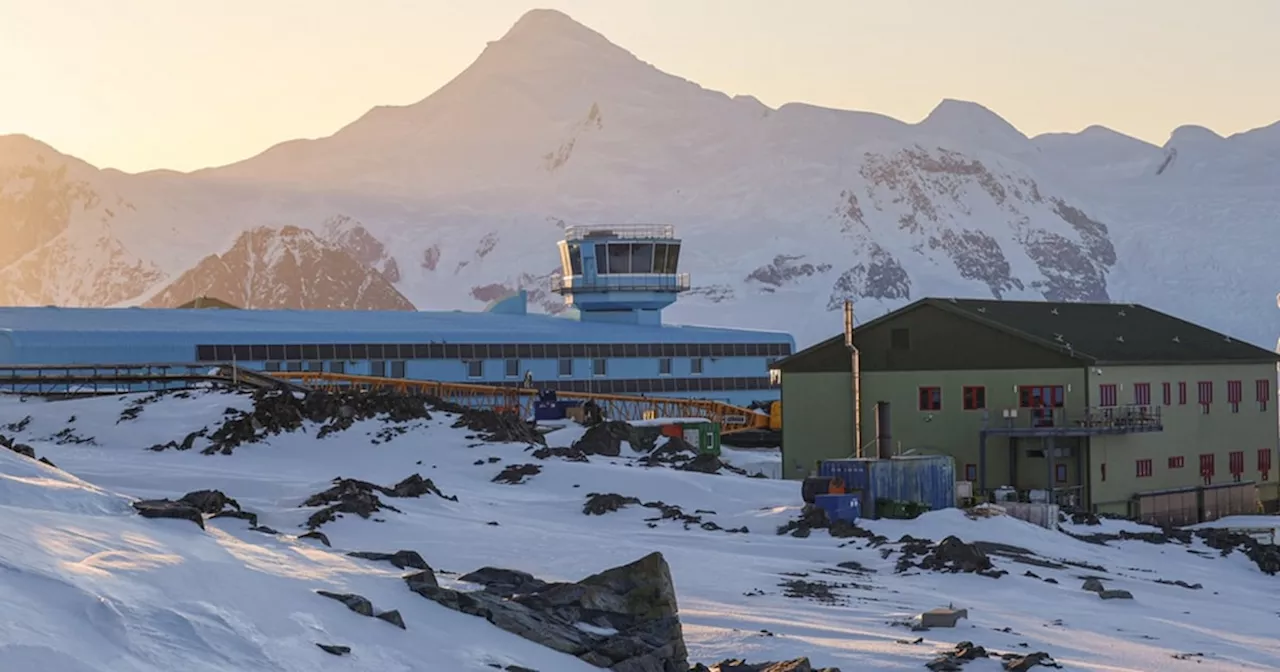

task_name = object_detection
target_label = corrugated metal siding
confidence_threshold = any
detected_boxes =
[820,456,956,517]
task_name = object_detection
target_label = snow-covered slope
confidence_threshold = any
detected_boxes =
[2,389,1279,670]
[0,9,1277,348]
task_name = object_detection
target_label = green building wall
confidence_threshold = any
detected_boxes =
[780,372,854,479]
[1086,363,1280,513]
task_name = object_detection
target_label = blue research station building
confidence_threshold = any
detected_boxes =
[0,225,794,406]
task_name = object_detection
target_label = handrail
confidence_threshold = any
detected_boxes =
[562,224,677,241]
[264,371,766,432]
[552,273,691,293]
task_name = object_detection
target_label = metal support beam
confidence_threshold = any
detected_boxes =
[978,432,988,495]
[1009,438,1017,487]
[1046,435,1057,503]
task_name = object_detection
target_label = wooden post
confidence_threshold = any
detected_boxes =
[844,300,862,458]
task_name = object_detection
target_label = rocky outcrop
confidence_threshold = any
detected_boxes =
[144,225,414,311]
[691,660,840,672]
[301,474,457,529]
[924,641,1060,671]
[347,550,431,570]
[132,489,250,530]
[408,552,688,671]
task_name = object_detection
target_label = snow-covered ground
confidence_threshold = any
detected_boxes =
[1,389,1278,671]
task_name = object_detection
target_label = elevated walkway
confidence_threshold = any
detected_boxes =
[265,371,765,432]
[0,362,306,397]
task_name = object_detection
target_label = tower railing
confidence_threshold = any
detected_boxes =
[562,224,676,241]
[552,273,691,294]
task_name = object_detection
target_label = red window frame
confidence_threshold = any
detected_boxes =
[1161,382,1172,406]
[1197,381,1213,412]
[1227,380,1242,413]
[1258,379,1271,412]
[918,386,942,411]
[1199,453,1215,484]
[1168,455,1185,469]
[1229,450,1245,482]
[962,386,986,411]
[1260,449,1273,481]
[1099,383,1118,407]
[1135,458,1153,478]
[1133,382,1151,407]
[964,463,978,481]
[1178,382,1187,405]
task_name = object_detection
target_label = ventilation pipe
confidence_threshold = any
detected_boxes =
[875,401,892,460]
[844,300,863,458]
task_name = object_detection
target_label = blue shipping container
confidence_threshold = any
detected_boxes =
[819,456,955,519]
[813,493,861,523]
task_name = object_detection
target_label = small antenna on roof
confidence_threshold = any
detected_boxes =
[1172,336,1181,343]
[1050,307,1059,315]
[1117,309,1127,317]
[977,306,986,313]
[1116,335,1125,343]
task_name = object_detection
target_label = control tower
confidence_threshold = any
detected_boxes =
[552,224,691,325]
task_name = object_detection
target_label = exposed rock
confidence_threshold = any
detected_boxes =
[1098,589,1133,600]
[299,530,332,547]
[375,609,407,629]
[405,569,440,592]
[316,643,351,656]
[775,505,885,543]
[691,659,840,672]
[584,493,641,516]
[210,510,260,528]
[493,463,542,485]
[447,406,545,445]
[456,567,550,597]
[0,434,36,459]
[131,499,206,529]
[572,421,641,457]
[348,550,431,570]
[1081,578,1104,594]
[316,590,374,617]
[179,489,242,514]
[301,474,456,529]
[899,536,1000,576]
[410,552,688,671]
[531,446,590,462]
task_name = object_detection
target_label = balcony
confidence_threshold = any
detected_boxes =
[562,224,676,241]
[981,404,1164,437]
[552,273,691,294]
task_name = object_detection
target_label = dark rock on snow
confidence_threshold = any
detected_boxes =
[925,641,1061,671]
[316,590,375,617]
[375,609,407,629]
[132,499,207,529]
[409,552,688,671]
[775,505,885,543]
[583,493,747,534]
[691,659,841,672]
[493,463,542,484]
[132,488,252,531]
[347,550,431,570]
[299,530,332,547]
[457,567,550,597]
[302,474,456,529]
[316,643,351,656]
[0,434,37,459]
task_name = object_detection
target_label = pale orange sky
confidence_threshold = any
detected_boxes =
[2,0,1277,173]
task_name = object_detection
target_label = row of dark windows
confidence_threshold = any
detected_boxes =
[196,341,791,362]
[262,357,724,379]
[565,242,681,276]
[263,359,772,394]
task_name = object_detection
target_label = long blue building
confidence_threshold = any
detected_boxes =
[0,225,794,406]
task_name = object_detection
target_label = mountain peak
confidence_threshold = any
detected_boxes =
[918,99,1027,147]
[500,8,610,46]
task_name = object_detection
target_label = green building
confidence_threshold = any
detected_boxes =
[773,298,1280,521]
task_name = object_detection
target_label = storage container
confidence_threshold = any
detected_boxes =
[818,455,956,519]
[814,493,861,523]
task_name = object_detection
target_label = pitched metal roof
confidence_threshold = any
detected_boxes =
[773,298,1278,370]
[929,298,1277,364]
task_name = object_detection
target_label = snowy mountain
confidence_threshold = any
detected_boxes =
[1,8,1278,348]
[2,388,1279,670]
[143,224,414,310]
